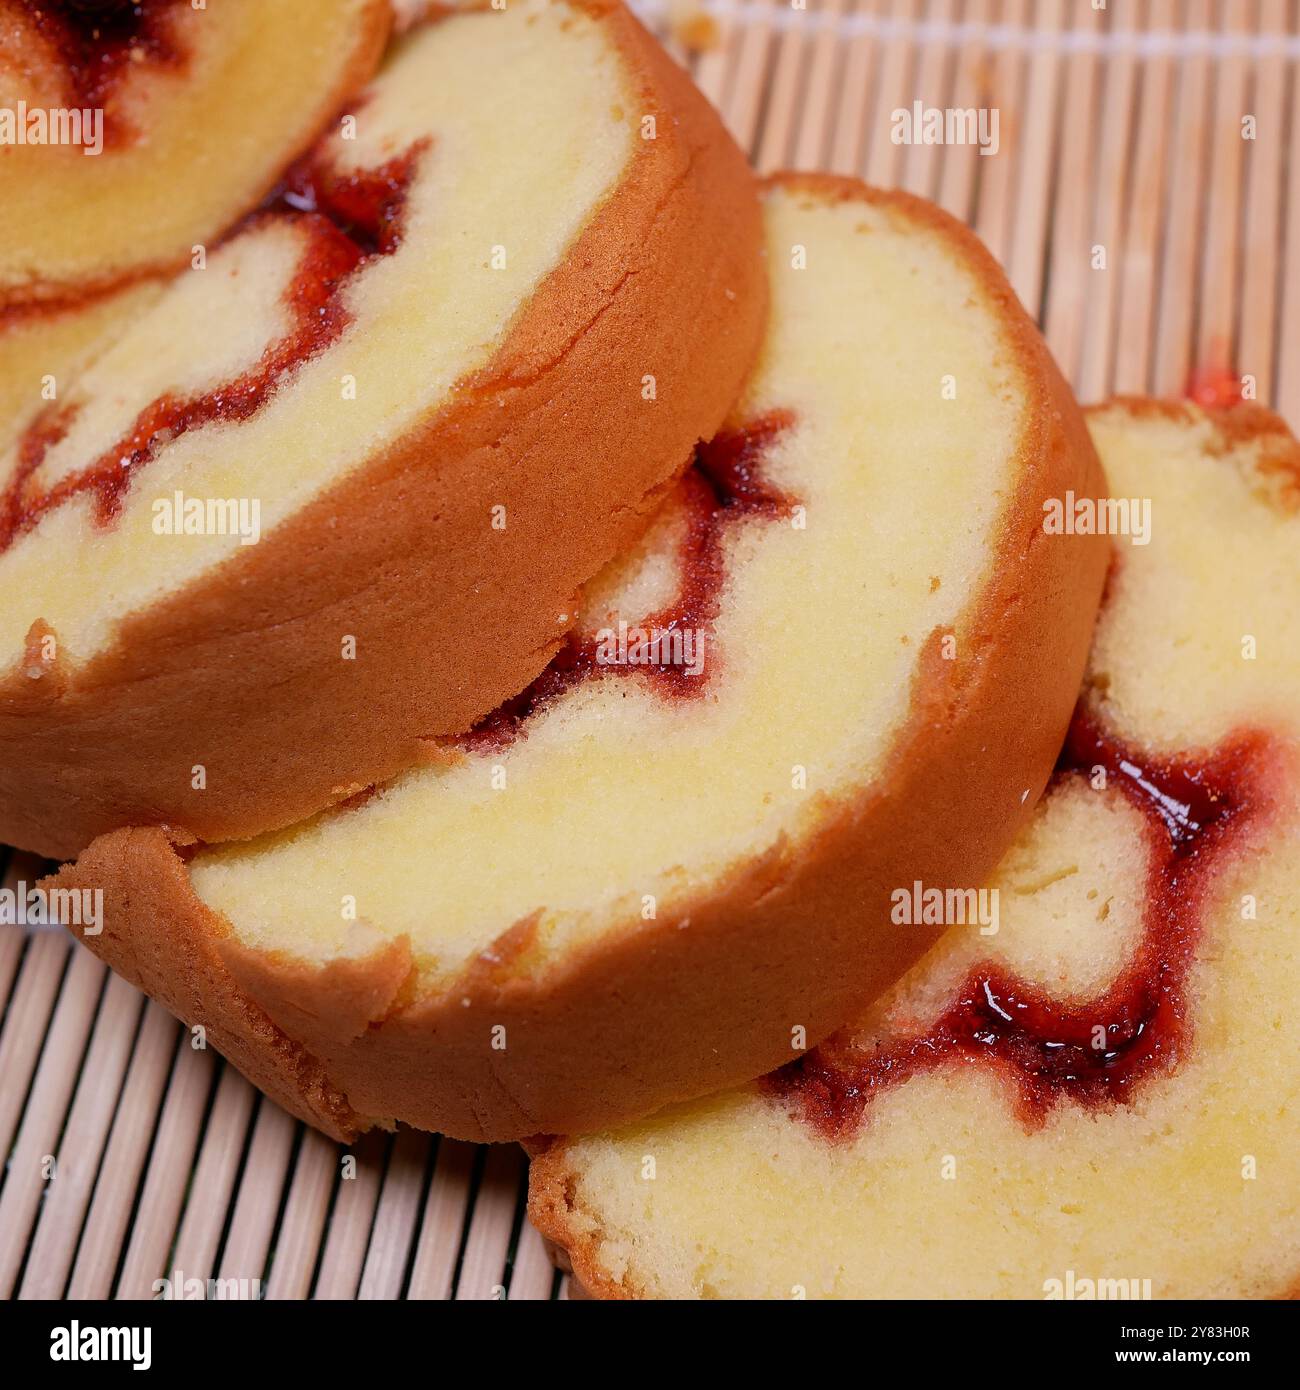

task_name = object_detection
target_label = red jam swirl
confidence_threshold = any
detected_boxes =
[0,143,426,554]
[457,410,798,753]
[17,1,187,126]
[1184,364,1245,411]
[266,148,416,259]
[764,709,1273,1138]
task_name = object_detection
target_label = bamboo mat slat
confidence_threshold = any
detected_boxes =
[1155,0,1215,394]
[18,974,142,1300]
[1240,0,1287,405]
[114,1039,217,1300]
[66,1004,182,1299]
[1074,0,1139,403]
[863,0,921,187]
[217,1100,298,1289]
[1042,1,1102,385]
[932,0,990,221]
[3,0,1298,1301]
[357,1128,432,1299]
[974,0,1029,270]
[795,0,852,172]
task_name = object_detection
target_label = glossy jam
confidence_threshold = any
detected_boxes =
[457,410,797,752]
[268,146,423,259]
[18,1,186,123]
[0,145,426,554]
[765,709,1272,1138]
[1185,364,1246,411]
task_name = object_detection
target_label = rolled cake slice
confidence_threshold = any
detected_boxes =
[0,0,389,303]
[51,175,1106,1142]
[0,0,767,856]
[530,400,1300,1300]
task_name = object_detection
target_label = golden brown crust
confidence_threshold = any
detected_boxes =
[527,1136,634,1300]
[1094,394,1300,498]
[49,827,373,1138]
[1093,392,1291,435]
[0,0,769,858]
[50,174,1109,1149]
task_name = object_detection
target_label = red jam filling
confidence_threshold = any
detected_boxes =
[267,149,416,259]
[764,709,1273,1139]
[456,410,798,753]
[17,1,187,128]
[1185,365,1245,410]
[0,143,426,555]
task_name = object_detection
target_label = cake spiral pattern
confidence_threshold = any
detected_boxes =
[0,0,767,857]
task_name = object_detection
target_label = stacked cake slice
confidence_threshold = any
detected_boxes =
[5,1,1292,1299]
[529,401,1300,1299]
[0,0,765,856]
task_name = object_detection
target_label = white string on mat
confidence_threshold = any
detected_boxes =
[632,0,1300,60]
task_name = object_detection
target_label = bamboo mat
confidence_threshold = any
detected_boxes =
[3,0,1298,1302]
